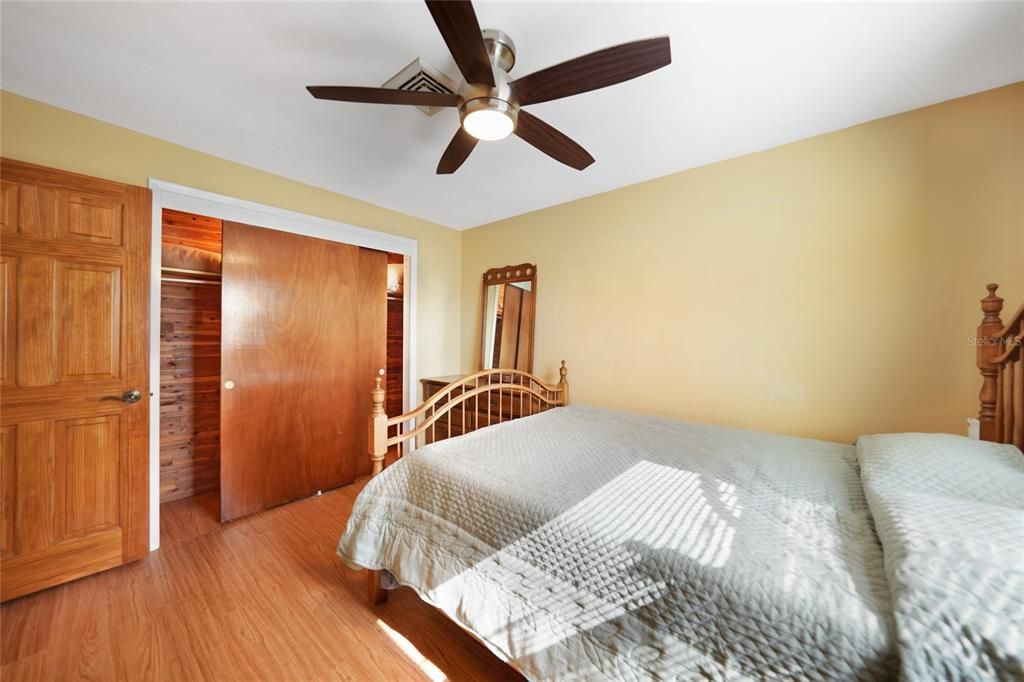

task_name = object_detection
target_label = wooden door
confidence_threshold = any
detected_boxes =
[219,222,385,521]
[0,159,150,602]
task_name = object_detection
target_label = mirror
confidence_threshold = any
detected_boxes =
[480,263,537,371]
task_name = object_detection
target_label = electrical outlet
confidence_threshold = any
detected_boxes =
[967,417,980,440]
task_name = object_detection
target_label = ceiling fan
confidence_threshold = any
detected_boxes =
[307,0,671,174]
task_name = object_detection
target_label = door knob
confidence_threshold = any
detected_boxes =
[103,389,143,404]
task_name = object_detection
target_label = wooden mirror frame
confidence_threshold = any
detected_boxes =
[480,263,538,373]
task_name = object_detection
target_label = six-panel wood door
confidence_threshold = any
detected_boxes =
[0,159,150,601]
[219,222,385,522]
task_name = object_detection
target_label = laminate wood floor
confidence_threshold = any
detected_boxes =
[1,481,524,681]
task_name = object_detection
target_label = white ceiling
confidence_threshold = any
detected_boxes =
[2,2,1022,229]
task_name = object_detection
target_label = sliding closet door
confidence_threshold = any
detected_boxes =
[219,222,385,522]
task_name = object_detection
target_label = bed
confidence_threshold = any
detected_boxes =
[338,285,1024,681]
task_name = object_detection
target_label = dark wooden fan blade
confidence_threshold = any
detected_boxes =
[512,37,671,106]
[307,86,460,107]
[437,127,478,174]
[514,110,594,171]
[425,1,495,87]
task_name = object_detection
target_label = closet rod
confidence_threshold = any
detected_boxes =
[162,265,221,277]
[161,276,221,286]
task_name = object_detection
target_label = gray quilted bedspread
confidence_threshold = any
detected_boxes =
[339,406,900,680]
[856,433,1024,681]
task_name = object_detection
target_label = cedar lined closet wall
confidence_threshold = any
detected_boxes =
[386,253,404,418]
[160,209,222,502]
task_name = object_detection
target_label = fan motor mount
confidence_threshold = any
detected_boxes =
[459,62,516,109]
[482,29,516,73]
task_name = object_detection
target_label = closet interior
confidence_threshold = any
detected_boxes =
[158,209,406,523]
[386,252,404,418]
[160,209,223,504]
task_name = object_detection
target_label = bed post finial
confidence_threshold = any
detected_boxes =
[981,284,1004,322]
[558,360,569,405]
[978,284,1004,441]
[369,368,387,476]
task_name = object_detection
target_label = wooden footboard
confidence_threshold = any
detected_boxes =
[368,362,569,477]
[977,284,1023,448]
[364,362,568,603]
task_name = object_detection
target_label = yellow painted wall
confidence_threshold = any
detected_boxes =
[461,83,1024,443]
[0,91,463,383]
[5,85,1020,443]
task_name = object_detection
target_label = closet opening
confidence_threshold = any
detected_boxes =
[159,209,223,541]
[158,208,407,543]
[386,253,404,422]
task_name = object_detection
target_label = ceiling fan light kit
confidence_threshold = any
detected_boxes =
[457,46,518,141]
[307,0,671,174]
[461,98,517,141]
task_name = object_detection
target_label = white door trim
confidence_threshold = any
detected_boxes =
[148,179,418,550]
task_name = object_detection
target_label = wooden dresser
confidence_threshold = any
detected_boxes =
[420,375,466,403]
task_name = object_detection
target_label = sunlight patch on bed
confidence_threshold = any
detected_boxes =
[376,619,447,682]
[434,460,742,658]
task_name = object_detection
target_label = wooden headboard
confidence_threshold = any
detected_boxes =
[977,284,1024,449]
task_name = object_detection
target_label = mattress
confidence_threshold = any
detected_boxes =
[339,406,899,680]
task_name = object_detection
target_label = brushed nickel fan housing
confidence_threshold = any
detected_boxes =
[482,29,516,73]
[457,50,519,140]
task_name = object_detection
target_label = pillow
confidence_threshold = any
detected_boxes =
[856,433,1023,681]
